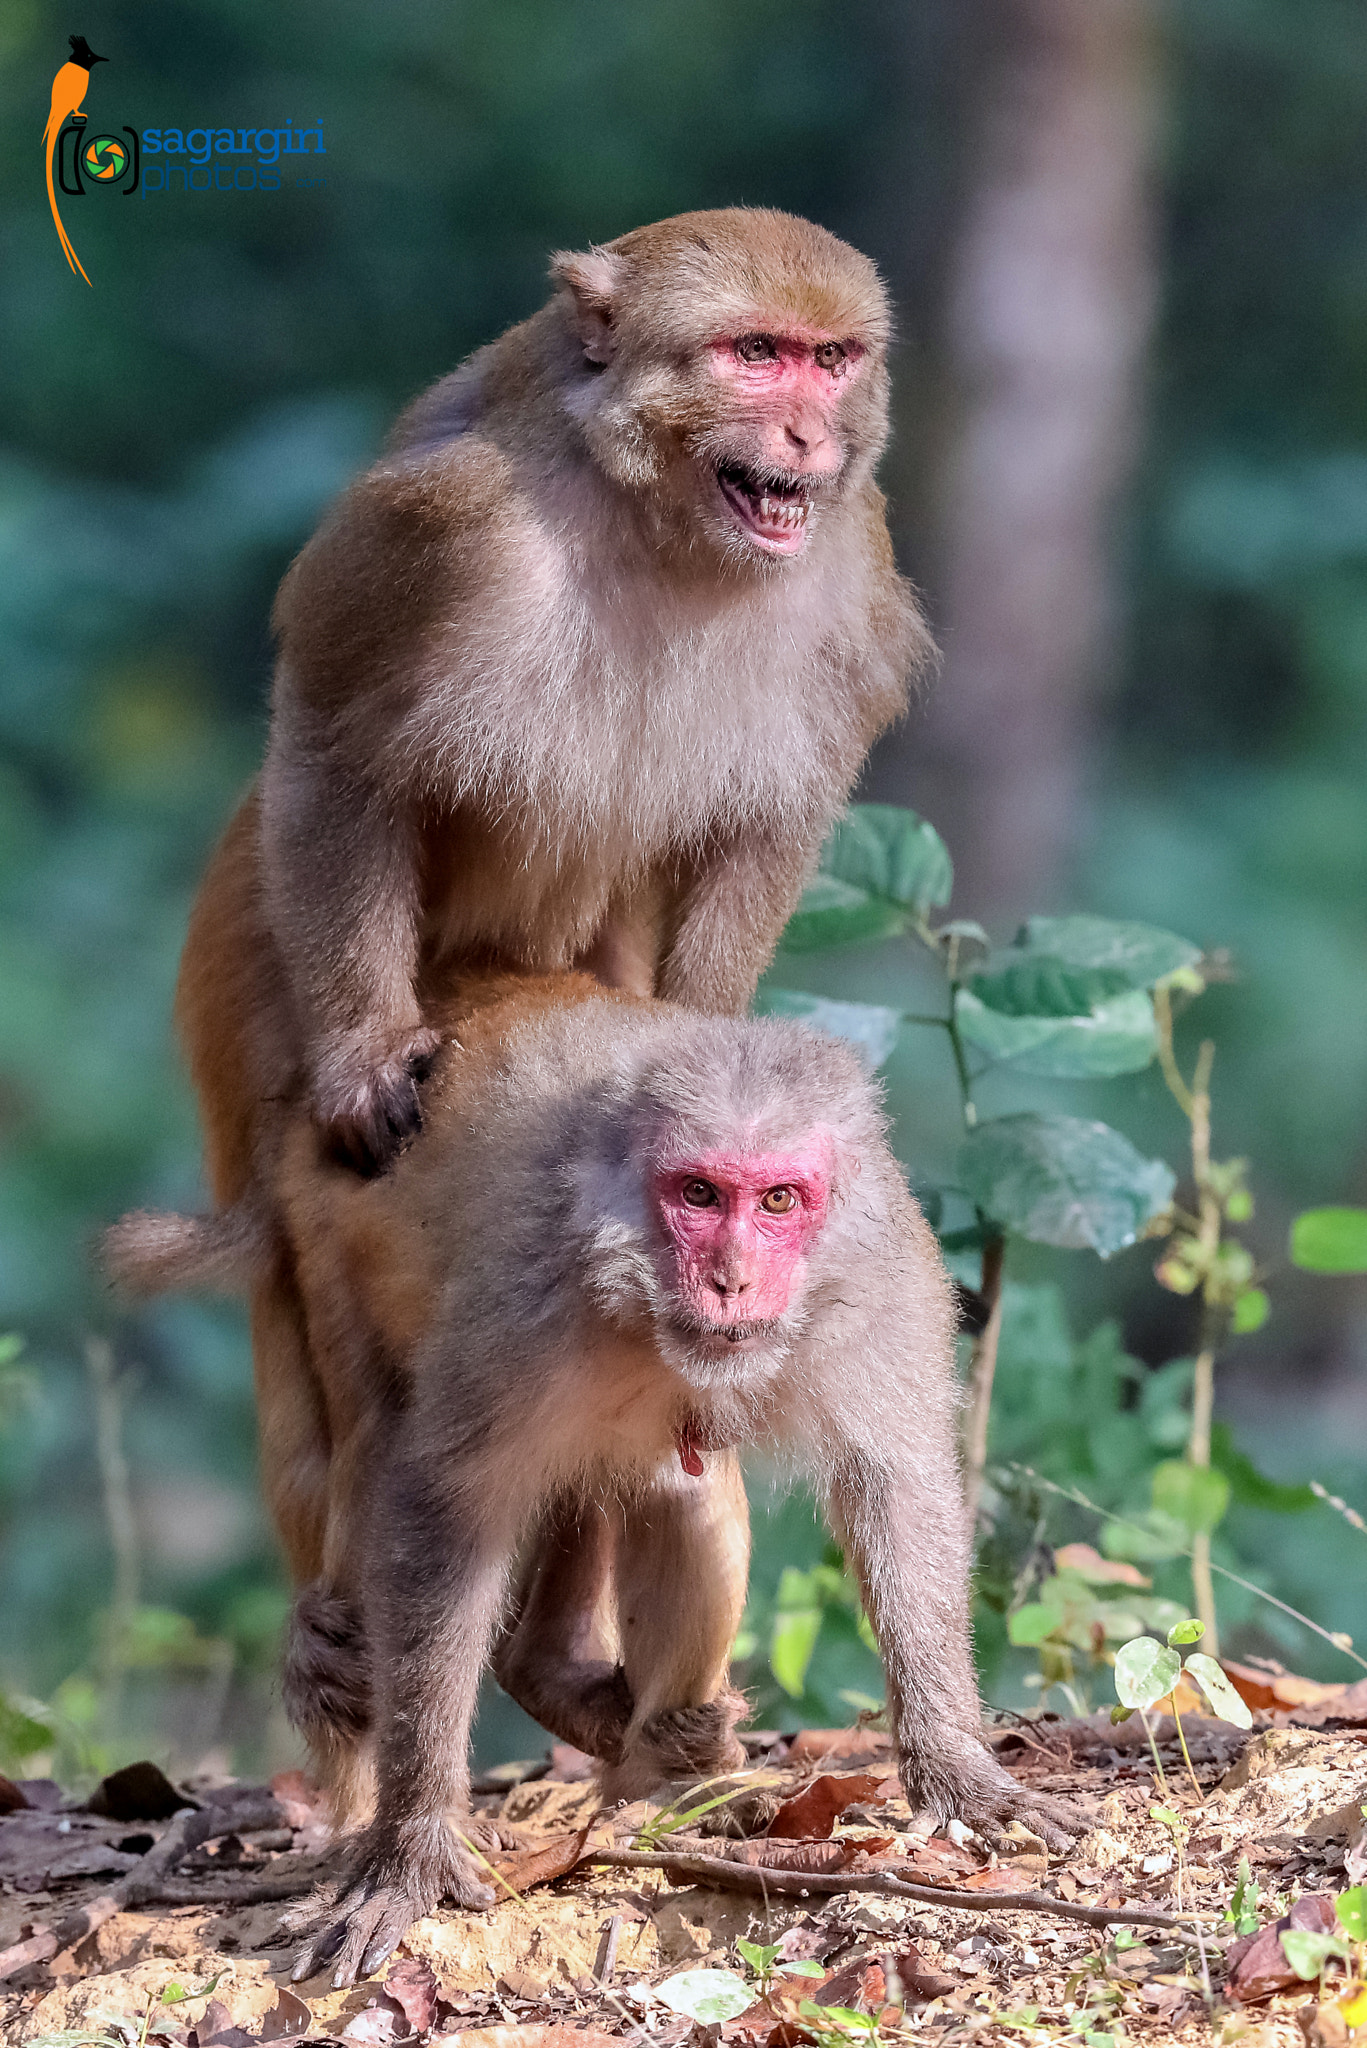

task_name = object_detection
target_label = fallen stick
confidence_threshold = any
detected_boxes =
[0,1792,286,1982]
[583,1845,1211,1936]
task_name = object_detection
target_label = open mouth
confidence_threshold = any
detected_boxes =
[717,464,812,554]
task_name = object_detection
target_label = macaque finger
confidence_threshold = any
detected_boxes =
[289,1845,496,1987]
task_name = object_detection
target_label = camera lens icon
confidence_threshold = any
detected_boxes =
[82,134,129,182]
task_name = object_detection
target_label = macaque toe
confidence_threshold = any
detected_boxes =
[287,1831,495,1987]
[904,1749,1086,1855]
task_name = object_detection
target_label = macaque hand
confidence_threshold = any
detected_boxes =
[287,1817,499,1987]
[313,1027,443,1178]
[901,1738,1087,1857]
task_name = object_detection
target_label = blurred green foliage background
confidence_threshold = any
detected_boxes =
[0,0,1364,1778]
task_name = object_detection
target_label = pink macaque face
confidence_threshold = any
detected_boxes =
[705,326,868,555]
[653,1143,833,1343]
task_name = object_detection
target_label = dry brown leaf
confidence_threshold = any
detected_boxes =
[1227,1893,1338,2002]
[259,1987,314,2040]
[384,1954,440,2034]
[727,1838,862,1872]
[767,1772,891,1839]
[1221,1661,1347,1713]
[1053,1543,1150,1587]
[490,1825,589,1892]
[787,1730,892,1763]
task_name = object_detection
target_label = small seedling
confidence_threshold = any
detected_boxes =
[1222,1855,1261,1936]
[1112,1616,1251,1797]
[735,1938,825,1998]
[29,1976,223,2048]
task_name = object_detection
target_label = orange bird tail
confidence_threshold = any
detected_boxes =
[43,78,93,286]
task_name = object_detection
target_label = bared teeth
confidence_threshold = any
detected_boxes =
[756,494,809,529]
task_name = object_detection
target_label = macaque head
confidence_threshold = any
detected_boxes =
[652,1140,835,1357]
[551,208,892,562]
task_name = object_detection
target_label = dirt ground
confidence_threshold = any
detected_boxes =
[2,1704,1366,2048]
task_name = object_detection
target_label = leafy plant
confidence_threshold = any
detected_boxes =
[735,1939,825,1999]
[1112,1616,1251,1795]
[760,801,1364,1697]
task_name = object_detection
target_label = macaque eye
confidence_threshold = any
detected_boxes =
[735,334,780,366]
[760,1186,797,1215]
[681,1179,720,1207]
[813,341,848,374]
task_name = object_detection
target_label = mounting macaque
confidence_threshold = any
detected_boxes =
[183,205,928,1197]
[109,972,1078,1989]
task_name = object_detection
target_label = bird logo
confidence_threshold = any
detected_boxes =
[43,33,107,286]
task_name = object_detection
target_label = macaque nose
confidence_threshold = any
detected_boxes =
[780,414,837,473]
[710,1270,750,1298]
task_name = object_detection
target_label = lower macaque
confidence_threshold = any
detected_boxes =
[108,971,1078,1987]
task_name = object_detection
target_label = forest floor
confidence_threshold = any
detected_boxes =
[1,1695,1366,2048]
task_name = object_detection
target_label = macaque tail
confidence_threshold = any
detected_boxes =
[101,1203,265,1297]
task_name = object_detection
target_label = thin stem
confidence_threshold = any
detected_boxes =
[1138,1709,1169,1798]
[1170,1702,1202,1801]
[962,1235,1006,1527]
[945,1002,978,1128]
[86,1338,139,1698]
[1153,984,1195,1119]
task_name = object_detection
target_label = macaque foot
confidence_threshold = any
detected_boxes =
[286,1822,495,1988]
[600,1689,748,1803]
[315,1028,442,1178]
[902,1746,1087,1857]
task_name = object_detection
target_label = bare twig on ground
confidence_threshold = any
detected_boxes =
[584,1844,1212,1936]
[0,1793,287,1982]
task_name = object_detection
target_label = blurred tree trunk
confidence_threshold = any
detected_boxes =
[866,0,1160,922]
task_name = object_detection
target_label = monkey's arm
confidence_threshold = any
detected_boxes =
[288,1440,512,1986]
[260,733,439,1175]
[828,1447,1081,1850]
[658,825,816,1014]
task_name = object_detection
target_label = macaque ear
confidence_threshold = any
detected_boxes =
[551,246,624,366]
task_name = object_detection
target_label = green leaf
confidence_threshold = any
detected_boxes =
[1290,1207,1367,1274]
[1167,1618,1204,1645]
[786,1960,827,1979]
[1113,1636,1182,1711]
[737,1939,779,1975]
[770,1607,822,1698]
[1279,1928,1350,1982]
[821,804,953,915]
[1152,1459,1230,1536]
[970,955,1131,1018]
[1100,1510,1189,1564]
[1210,1426,1317,1512]
[759,991,902,1070]
[0,1691,55,1766]
[656,1970,754,2023]
[954,986,1157,1078]
[780,874,908,953]
[959,1113,1176,1257]
[1336,1887,1367,1940]
[800,2002,878,2033]
[1008,1603,1064,1647]
[1232,1287,1269,1334]
[1017,916,1202,990]
[1184,1654,1254,1728]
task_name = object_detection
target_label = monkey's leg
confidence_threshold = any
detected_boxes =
[829,1459,1083,1851]
[599,1451,751,1803]
[491,1497,634,1760]
[288,1451,514,1989]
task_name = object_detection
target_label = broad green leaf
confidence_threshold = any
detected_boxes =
[1279,1928,1349,1981]
[0,1691,55,1765]
[954,987,1157,1079]
[1184,1654,1254,1729]
[1336,1887,1367,1940]
[1232,1287,1269,1334]
[1152,1459,1230,1536]
[969,954,1131,1018]
[1167,1618,1204,1645]
[821,803,952,914]
[1211,1426,1316,1512]
[1101,1509,1189,1563]
[656,1970,754,2023]
[770,1607,822,1698]
[1290,1207,1367,1274]
[780,874,908,953]
[1007,1603,1064,1647]
[786,1960,827,1979]
[1018,916,1202,990]
[759,990,902,1070]
[737,1939,779,1974]
[959,1113,1176,1256]
[1113,1636,1182,1711]
[800,2003,878,2033]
